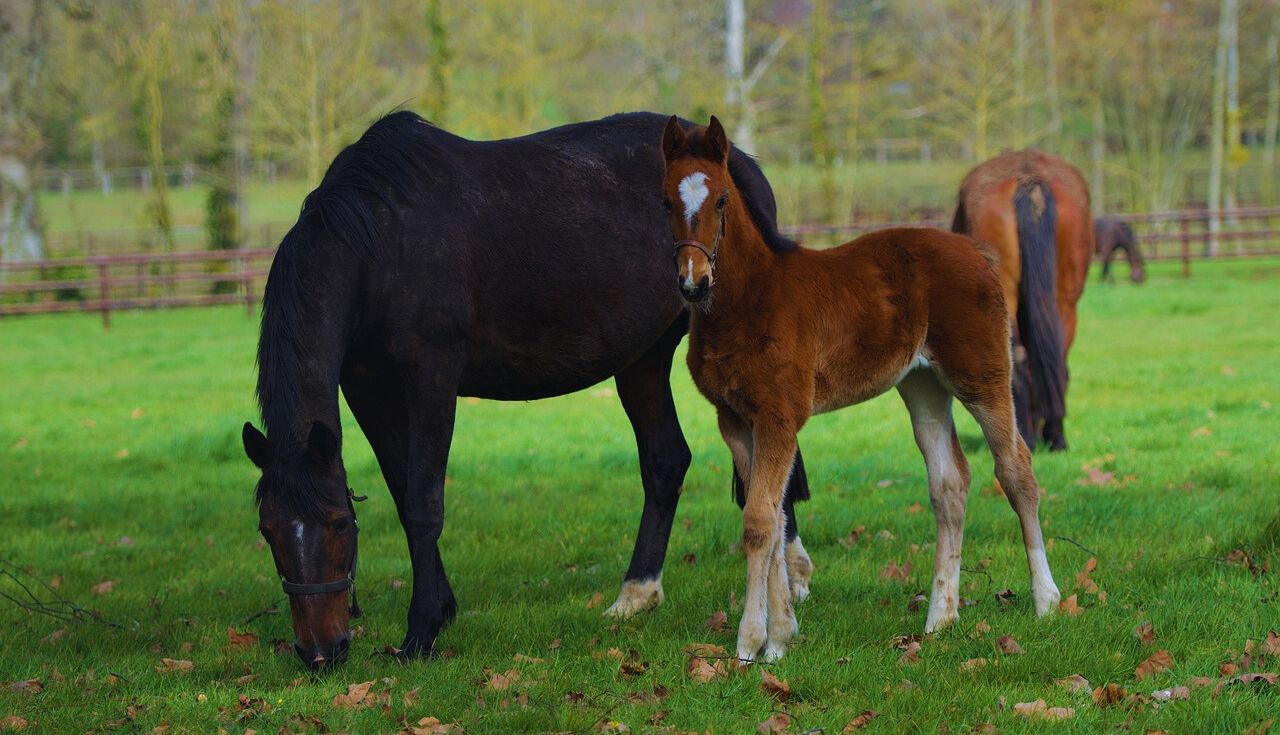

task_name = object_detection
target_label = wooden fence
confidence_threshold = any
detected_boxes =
[3,207,1279,327]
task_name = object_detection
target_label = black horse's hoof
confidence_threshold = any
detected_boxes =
[397,635,439,661]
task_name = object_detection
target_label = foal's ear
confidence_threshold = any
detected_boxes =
[242,422,273,470]
[661,115,687,162]
[705,116,729,165]
[306,421,339,466]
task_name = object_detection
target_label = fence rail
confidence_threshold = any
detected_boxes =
[4,207,1279,327]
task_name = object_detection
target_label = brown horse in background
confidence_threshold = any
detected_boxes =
[1094,216,1147,284]
[951,150,1093,451]
[662,117,1061,662]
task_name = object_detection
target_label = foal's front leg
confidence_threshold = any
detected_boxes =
[736,423,798,662]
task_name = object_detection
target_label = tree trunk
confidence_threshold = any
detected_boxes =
[724,0,750,151]
[1014,0,1028,149]
[1042,0,1061,145]
[0,1,49,264]
[1091,92,1105,216]
[1224,0,1241,252]
[1265,3,1279,205]
[807,0,834,223]
[425,0,451,126]
[1207,0,1231,256]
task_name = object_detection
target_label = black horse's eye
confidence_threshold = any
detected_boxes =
[662,197,673,211]
[716,194,728,210]
[333,518,350,534]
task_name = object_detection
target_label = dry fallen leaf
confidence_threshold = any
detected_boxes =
[1135,621,1156,645]
[410,716,462,734]
[1243,720,1275,735]
[92,580,115,595]
[7,681,42,695]
[687,656,725,683]
[997,635,1024,655]
[760,669,790,702]
[1091,683,1128,706]
[704,610,729,632]
[485,669,521,690]
[512,653,544,664]
[1054,674,1091,693]
[905,502,924,514]
[596,720,629,734]
[155,659,193,675]
[586,592,605,609]
[897,640,922,665]
[1079,467,1115,486]
[1136,650,1174,681]
[756,712,791,734]
[0,716,28,731]
[1012,699,1075,720]
[1075,557,1099,593]
[333,680,375,709]
[971,619,992,638]
[880,560,911,583]
[907,593,928,613]
[1059,594,1083,616]
[1151,686,1190,701]
[959,657,988,671]
[1263,631,1280,656]
[227,626,258,651]
[843,710,878,732]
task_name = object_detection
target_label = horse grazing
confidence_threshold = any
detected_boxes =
[1094,216,1146,284]
[660,117,1061,663]
[240,111,815,670]
[951,150,1093,452]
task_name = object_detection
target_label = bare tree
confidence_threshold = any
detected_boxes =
[723,0,787,154]
[1266,1,1280,204]
[1207,0,1234,255]
[0,2,50,265]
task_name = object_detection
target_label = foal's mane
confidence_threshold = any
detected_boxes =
[682,128,798,254]
[256,111,437,514]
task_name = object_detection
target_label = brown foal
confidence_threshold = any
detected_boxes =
[660,117,1062,662]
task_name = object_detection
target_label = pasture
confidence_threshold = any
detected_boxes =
[1,257,1278,732]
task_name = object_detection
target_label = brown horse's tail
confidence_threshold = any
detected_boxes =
[1013,179,1066,428]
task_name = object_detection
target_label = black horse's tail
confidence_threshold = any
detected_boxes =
[732,450,809,508]
[1013,180,1066,432]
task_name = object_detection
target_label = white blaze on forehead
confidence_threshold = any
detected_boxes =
[677,172,710,226]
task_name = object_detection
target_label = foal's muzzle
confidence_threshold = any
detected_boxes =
[674,239,715,304]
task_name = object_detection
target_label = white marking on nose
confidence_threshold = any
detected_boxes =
[678,172,709,227]
[683,256,695,289]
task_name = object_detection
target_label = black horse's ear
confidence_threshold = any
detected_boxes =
[242,422,273,470]
[306,421,339,465]
[661,115,687,162]
[705,116,729,164]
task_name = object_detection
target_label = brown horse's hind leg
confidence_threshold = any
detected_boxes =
[962,389,1062,616]
[896,368,972,632]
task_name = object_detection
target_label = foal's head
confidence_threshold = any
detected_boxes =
[243,421,357,670]
[660,115,733,304]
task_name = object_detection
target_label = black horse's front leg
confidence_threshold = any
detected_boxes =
[734,448,812,602]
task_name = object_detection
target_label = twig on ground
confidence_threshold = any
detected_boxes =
[241,599,283,625]
[0,559,126,629]
[1051,536,1100,558]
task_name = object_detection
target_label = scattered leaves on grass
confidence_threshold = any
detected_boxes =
[1055,674,1091,693]
[226,626,258,651]
[843,710,878,731]
[1058,594,1083,616]
[155,659,192,675]
[1213,672,1278,697]
[760,670,790,702]
[704,610,729,632]
[586,591,605,609]
[880,560,911,583]
[1012,699,1075,720]
[756,712,791,733]
[997,635,1024,655]
[92,580,115,595]
[1135,650,1174,680]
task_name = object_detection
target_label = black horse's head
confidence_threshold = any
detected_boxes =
[242,421,357,670]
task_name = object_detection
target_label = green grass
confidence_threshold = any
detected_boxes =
[1,258,1278,733]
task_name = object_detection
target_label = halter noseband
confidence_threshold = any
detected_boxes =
[673,238,716,265]
[277,487,366,618]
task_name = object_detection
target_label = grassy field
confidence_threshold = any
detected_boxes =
[1,257,1278,733]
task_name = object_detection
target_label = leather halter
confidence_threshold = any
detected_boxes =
[277,487,366,618]
[672,238,716,265]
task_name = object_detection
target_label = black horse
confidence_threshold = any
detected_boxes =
[241,111,812,669]
[1094,216,1146,284]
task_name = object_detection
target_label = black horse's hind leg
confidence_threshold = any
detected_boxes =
[733,450,813,601]
[342,359,459,657]
[605,321,692,618]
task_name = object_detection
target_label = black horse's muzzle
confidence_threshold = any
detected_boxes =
[296,634,351,671]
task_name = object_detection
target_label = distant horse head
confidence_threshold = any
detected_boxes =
[661,116,733,303]
[243,421,358,670]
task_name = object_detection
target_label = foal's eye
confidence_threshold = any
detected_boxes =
[716,194,728,210]
[662,198,673,212]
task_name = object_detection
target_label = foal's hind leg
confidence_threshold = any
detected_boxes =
[606,323,692,619]
[963,390,1062,616]
[896,368,972,632]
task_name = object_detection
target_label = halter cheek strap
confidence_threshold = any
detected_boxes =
[276,488,366,619]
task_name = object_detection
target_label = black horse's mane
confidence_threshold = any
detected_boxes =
[681,129,798,255]
[255,112,437,513]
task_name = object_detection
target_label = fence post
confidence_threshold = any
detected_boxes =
[1179,218,1191,278]
[237,251,254,317]
[98,263,111,328]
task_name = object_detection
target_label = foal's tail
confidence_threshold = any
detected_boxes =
[1013,179,1066,428]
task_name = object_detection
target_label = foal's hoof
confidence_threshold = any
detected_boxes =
[603,577,664,619]
[1034,584,1062,617]
[761,641,789,663]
